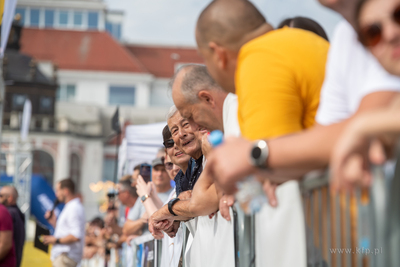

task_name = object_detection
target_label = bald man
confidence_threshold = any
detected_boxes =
[0,186,25,267]
[195,1,329,266]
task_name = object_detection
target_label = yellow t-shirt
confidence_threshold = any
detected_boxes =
[236,27,329,140]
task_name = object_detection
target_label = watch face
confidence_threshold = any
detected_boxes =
[251,147,262,159]
[141,195,146,202]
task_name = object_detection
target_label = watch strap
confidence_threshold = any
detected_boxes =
[168,198,180,216]
[141,194,149,203]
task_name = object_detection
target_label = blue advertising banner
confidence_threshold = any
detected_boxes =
[30,175,64,233]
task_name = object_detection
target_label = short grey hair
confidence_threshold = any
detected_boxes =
[166,105,178,121]
[118,180,137,197]
[170,64,222,103]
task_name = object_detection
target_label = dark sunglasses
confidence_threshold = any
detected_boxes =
[359,5,400,47]
[163,139,174,149]
[164,162,174,171]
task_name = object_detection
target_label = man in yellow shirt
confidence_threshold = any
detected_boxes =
[196,0,328,140]
[196,0,329,266]
[196,0,328,184]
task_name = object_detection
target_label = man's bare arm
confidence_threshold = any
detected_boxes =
[172,165,219,218]
[267,91,399,172]
[122,219,146,236]
[0,231,13,260]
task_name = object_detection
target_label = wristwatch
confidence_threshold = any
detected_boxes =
[56,238,61,244]
[168,198,180,216]
[249,140,269,169]
[141,194,149,203]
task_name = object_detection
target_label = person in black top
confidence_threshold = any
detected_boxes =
[0,186,25,267]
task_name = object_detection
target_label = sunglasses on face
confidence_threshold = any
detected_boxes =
[164,162,174,171]
[163,139,174,149]
[359,4,400,47]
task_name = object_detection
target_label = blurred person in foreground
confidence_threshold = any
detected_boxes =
[278,16,329,41]
[43,178,85,267]
[330,0,400,191]
[193,1,329,266]
[0,186,24,267]
[357,0,400,76]
[202,0,400,193]
[0,201,15,267]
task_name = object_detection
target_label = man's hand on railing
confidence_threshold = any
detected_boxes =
[330,123,385,192]
[219,195,235,221]
[164,221,181,238]
[261,179,278,207]
[149,205,175,239]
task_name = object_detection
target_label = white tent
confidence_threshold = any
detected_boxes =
[125,122,166,174]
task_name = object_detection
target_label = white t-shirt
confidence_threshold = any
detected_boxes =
[316,20,400,125]
[223,93,241,137]
[51,198,86,263]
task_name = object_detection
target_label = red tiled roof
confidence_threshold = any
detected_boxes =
[20,28,148,73]
[125,45,204,78]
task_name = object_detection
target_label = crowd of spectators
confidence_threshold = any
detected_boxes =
[1,0,400,266]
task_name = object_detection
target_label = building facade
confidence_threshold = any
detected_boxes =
[7,0,204,220]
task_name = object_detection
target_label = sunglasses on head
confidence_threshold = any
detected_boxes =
[163,139,174,149]
[359,5,400,47]
[164,162,174,170]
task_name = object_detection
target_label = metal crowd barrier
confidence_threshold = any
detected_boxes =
[98,152,400,267]
[301,160,399,267]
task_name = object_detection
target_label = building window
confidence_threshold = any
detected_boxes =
[102,158,115,182]
[30,9,40,27]
[12,94,27,111]
[15,8,25,25]
[59,10,69,27]
[45,9,55,28]
[74,11,83,27]
[106,21,122,40]
[109,86,135,106]
[88,12,98,29]
[39,97,53,113]
[56,84,76,102]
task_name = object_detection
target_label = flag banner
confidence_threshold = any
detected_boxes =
[0,0,17,57]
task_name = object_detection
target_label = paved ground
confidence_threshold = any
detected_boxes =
[21,241,52,267]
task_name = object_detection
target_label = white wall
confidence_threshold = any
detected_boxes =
[80,138,104,220]
[58,70,153,107]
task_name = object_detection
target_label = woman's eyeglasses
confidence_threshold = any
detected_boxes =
[359,5,400,47]
[164,162,174,171]
[163,139,174,149]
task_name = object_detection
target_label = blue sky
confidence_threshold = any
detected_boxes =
[104,0,342,46]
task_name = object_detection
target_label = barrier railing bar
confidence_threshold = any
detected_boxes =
[335,194,342,267]
[326,187,332,267]
[310,192,315,266]
[345,193,352,267]
[181,223,188,267]
[232,206,239,267]
[318,189,323,267]
[250,214,256,267]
